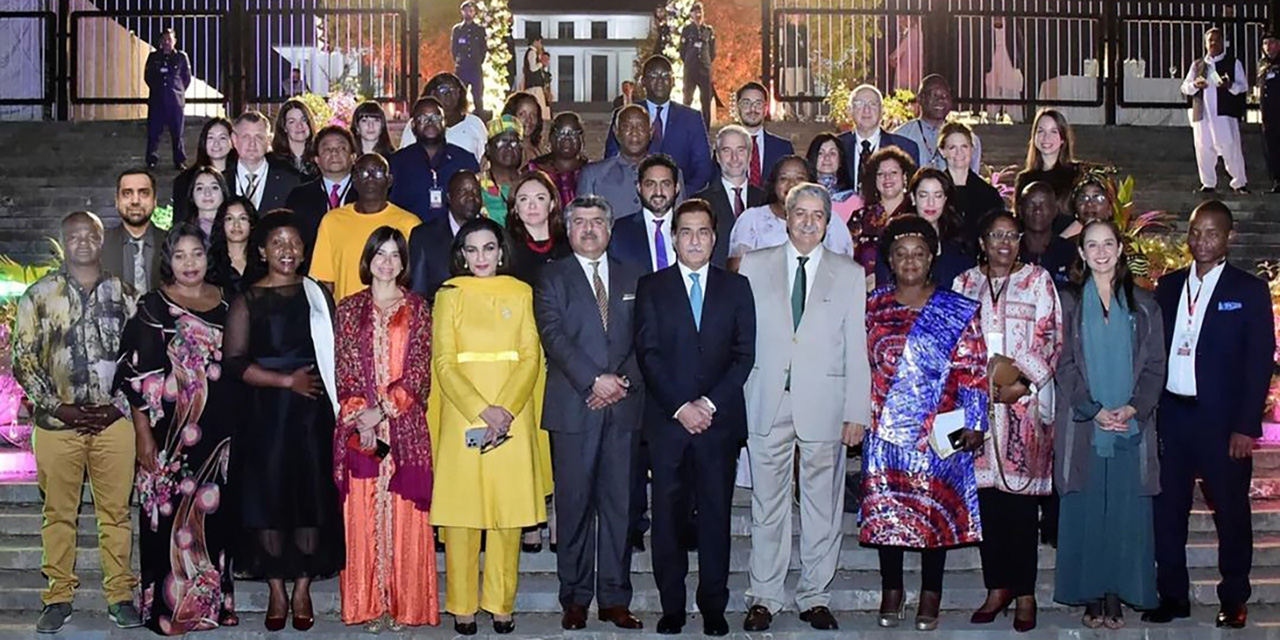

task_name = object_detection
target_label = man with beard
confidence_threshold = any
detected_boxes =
[389,97,480,223]
[894,75,982,172]
[408,170,482,302]
[228,111,301,212]
[1181,28,1249,194]
[610,154,733,272]
[286,125,360,257]
[733,82,793,188]
[312,153,420,301]
[534,195,646,631]
[14,211,141,633]
[580,105,684,217]
[604,56,713,195]
[101,168,166,298]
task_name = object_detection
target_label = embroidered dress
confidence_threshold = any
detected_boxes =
[953,265,1062,495]
[335,290,439,626]
[860,288,989,548]
[116,291,235,635]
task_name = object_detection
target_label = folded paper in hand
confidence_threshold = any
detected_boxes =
[929,409,967,459]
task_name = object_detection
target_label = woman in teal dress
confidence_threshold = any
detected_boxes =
[1053,220,1165,628]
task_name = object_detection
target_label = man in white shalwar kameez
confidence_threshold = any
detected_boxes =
[1181,28,1250,194]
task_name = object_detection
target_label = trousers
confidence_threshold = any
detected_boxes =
[442,527,520,616]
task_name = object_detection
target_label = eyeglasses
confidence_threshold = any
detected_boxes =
[645,71,674,81]
[553,129,584,139]
[413,113,444,125]
[1076,193,1109,204]
[492,138,521,149]
[985,230,1023,242]
[737,99,765,109]
[851,99,881,110]
[433,84,459,95]
[355,168,388,179]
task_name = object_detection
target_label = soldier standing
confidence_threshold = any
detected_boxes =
[679,2,716,128]
[452,1,488,114]
[144,28,191,170]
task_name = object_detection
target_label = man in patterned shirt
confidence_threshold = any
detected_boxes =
[12,211,141,633]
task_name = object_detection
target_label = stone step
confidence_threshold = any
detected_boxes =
[0,565,1270,614]
[3,529,1267,575]
[1,607,1273,639]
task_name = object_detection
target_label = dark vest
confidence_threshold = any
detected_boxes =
[1189,55,1246,121]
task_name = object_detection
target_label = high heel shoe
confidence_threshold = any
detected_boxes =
[1012,598,1037,633]
[970,591,1014,624]
[877,589,907,628]
[915,590,942,631]
[264,599,288,632]
[291,594,314,631]
[493,617,515,634]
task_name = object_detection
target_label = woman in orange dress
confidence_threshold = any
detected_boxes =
[334,226,439,631]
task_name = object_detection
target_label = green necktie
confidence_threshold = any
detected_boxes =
[792,256,809,331]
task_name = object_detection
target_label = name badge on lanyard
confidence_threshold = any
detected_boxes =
[428,167,444,209]
[1176,276,1206,357]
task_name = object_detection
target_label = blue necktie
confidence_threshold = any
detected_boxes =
[654,218,669,270]
[689,272,703,331]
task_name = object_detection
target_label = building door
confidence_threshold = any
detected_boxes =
[558,55,575,102]
[590,55,609,102]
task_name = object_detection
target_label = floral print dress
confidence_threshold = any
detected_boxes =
[116,290,236,635]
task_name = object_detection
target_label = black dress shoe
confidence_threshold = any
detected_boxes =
[702,612,729,636]
[743,605,772,631]
[1217,603,1248,628]
[799,605,839,630]
[1235,186,1252,195]
[1140,599,1190,623]
[493,618,515,634]
[656,613,685,634]
[562,604,588,630]
[453,619,478,635]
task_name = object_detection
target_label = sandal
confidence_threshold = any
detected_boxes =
[1103,593,1125,629]
[364,617,385,633]
[1081,600,1104,629]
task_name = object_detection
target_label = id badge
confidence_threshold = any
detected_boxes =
[1175,331,1194,357]
[429,188,444,209]
[985,332,1005,359]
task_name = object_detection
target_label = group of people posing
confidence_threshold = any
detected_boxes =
[15,53,1276,637]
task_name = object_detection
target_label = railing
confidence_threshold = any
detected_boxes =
[0,5,58,120]
[762,0,1274,124]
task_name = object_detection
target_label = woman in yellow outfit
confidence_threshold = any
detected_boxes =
[430,216,548,635]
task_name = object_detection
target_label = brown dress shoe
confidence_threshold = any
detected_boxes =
[561,604,588,630]
[598,606,644,629]
[799,605,839,630]
[743,605,772,631]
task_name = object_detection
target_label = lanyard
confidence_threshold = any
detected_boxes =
[1184,271,1209,327]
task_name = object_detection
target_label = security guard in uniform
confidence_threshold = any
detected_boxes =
[144,28,191,170]
[452,1,488,114]
[1258,32,1280,193]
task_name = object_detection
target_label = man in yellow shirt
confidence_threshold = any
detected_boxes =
[311,153,421,300]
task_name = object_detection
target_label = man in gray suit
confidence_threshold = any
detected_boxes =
[737,182,871,632]
[534,195,646,632]
[101,168,166,299]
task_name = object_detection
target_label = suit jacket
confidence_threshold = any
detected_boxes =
[1055,286,1165,495]
[407,215,456,303]
[101,223,166,295]
[759,130,794,180]
[535,254,645,434]
[228,158,301,213]
[739,245,871,440]
[692,181,764,267]
[1155,264,1276,437]
[285,177,358,257]
[609,211,732,274]
[836,129,921,188]
[634,265,756,442]
[603,101,714,194]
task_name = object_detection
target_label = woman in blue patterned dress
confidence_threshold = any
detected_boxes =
[860,215,989,631]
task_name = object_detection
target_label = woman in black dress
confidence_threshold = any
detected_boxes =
[116,222,238,634]
[505,171,572,287]
[940,122,1005,245]
[207,197,259,295]
[224,211,343,631]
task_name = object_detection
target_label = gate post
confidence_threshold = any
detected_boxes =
[227,0,245,116]
[1103,0,1118,126]
[761,0,772,95]
[54,0,69,120]
[922,0,951,92]
[408,0,421,106]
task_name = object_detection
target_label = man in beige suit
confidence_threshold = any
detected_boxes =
[737,182,871,632]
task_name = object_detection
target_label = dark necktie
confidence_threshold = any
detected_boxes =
[858,140,872,186]
[592,261,608,331]
[328,183,342,209]
[749,136,763,188]
[650,106,664,152]
[792,256,809,330]
[732,186,744,217]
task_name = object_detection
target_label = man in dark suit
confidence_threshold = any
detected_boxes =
[612,154,732,273]
[285,125,358,259]
[694,125,765,260]
[836,84,920,190]
[228,111,300,213]
[408,170,482,302]
[143,28,190,170]
[1145,201,1276,629]
[604,55,714,194]
[534,195,646,632]
[635,198,756,636]
[734,82,794,188]
[101,168,165,298]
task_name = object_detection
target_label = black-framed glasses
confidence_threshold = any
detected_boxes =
[986,230,1023,242]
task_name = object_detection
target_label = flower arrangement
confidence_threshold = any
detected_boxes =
[1111,174,1189,286]
[476,0,512,114]
[658,0,697,105]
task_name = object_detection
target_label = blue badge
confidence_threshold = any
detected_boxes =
[1218,301,1242,311]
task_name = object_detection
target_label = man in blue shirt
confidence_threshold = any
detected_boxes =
[389,97,480,223]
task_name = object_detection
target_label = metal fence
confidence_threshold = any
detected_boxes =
[763,0,1274,124]
[0,0,418,121]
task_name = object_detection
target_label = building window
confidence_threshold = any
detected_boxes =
[524,20,542,42]
[591,21,607,39]
[558,55,575,102]
[558,22,575,40]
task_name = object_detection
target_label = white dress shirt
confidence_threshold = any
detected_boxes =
[646,100,672,133]
[321,175,351,207]
[1166,262,1226,396]
[1180,52,1249,118]
[237,159,270,210]
[851,129,882,185]
[644,209,678,271]
[574,252,609,298]
[785,241,823,306]
[721,175,749,213]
